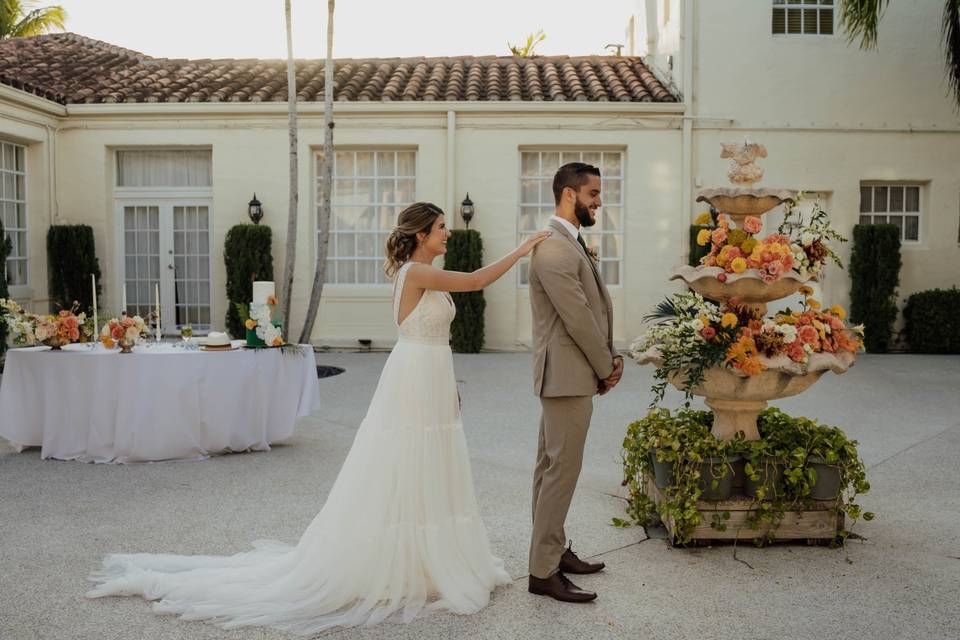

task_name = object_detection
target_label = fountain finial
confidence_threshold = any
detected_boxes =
[720,140,767,187]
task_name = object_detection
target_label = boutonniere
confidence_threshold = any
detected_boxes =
[585,245,600,264]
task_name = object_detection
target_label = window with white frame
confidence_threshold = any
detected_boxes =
[772,0,834,35]
[1,141,27,287]
[859,183,921,242]
[320,150,416,285]
[518,150,624,286]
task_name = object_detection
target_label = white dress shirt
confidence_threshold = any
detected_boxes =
[549,215,580,241]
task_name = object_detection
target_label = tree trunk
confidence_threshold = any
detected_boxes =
[280,0,299,339]
[298,0,336,344]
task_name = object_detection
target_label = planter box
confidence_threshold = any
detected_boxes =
[643,471,843,546]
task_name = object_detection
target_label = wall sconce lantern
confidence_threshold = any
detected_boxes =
[248,193,264,224]
[460,193,475,229]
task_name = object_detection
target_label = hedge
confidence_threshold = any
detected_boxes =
[46,225,101,313]
[849,224,901,353]
[903,287,960,353]
[444,229,485,353]
[224,224,273,338]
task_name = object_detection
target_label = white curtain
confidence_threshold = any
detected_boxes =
[116,150,212,187]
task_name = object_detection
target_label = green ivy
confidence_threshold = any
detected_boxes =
[616,407,873,546]
[903,287,960,353]
[849,224,901,353]
[224,224,274,339]
[444,229,485,353]
[46,225,101,314]
[0,221,12,358]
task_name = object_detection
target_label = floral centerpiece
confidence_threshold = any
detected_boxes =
[694,195,845,283]
[0,299,91,349]
[101,314,148,353]
[632,289,863,405]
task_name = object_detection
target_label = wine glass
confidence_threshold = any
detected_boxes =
[180,324,193,342]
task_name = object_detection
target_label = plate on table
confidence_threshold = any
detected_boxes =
[200,343,239,352]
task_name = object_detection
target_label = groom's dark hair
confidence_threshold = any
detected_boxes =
[552,162,601,204]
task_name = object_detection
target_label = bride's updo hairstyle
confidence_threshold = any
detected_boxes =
[384,202,445,278]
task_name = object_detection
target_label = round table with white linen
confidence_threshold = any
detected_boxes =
[0,341,321,463]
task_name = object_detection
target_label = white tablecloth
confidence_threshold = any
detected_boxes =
[0,342,321,463]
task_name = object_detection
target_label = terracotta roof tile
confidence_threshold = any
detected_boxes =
[0,33,679,105]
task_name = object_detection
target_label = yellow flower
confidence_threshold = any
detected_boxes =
[798,285,814,297]
[694,212,713,225]
[830,305,846,320]
[730,257,747,274]
[808,298,822,310]
[721,313,738,329]
[696,229,712,246]
[244,318,257,330]
[740,238,757,255]
[699,315,711,327]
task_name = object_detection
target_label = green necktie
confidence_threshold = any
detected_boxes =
[576,233,589,255]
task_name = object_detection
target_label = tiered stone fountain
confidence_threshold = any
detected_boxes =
[634,142,856,442]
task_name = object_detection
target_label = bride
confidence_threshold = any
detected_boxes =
[87,202,551,635]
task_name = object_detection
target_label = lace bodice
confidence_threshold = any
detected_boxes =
[393,262,456,345]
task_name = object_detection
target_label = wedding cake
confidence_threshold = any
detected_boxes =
[246,281,283,347]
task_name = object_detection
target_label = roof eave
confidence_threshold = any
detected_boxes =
[0,83,68,116]
[63,100,686,117]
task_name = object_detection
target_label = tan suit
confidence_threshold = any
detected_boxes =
[528,218,618,579]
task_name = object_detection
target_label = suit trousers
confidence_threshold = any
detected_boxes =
[529,394,594,579]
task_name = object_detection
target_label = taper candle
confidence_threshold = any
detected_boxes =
[91,273,98,341]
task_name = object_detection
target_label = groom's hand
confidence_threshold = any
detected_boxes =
[599,356,624,395]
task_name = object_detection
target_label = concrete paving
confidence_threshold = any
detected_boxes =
[1,352,958,640]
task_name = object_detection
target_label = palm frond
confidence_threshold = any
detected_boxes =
[839,0,890,49]
[8,5,66,38]
[944,0,960,108]
[644,297,681,323]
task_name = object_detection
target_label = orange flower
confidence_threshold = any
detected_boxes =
[798,285,814,297]
[266,294,278,306]
[245,318,258,330]
[807,298,822,311]
[101,335,115,349]
[721,313,738,329]
[271,336,283,347]
[738,357,765,376]
[830,304,846,320]
[725,335,759,367]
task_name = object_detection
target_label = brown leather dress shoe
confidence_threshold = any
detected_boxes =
[528,572,597,603]
[559,543,605,574]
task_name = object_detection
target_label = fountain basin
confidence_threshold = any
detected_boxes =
[696,188,795,227]
[670,265,816,315]
[633,346,856,441]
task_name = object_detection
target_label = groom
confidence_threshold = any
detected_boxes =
[527,162,624,603]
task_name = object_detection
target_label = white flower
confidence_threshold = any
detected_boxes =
[263,323,281,345]
[803,343,814,354]
[801,232,815,246]
[691,319,704,332]
[777,324,798,343]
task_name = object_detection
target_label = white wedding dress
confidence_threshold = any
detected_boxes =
[86,261,511,634]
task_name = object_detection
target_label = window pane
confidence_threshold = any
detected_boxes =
[602,152,622,176]
[602,179,622,205]
[820,8,834,34]
[889,186,904,212]
[335,151,354,177]
[602,261,620,285]
[397,152,416,176]
[905,186,920,211]
[377,151,395,176]
[787,8,802,33]
[772,7,785,33]
[541,152,560,174]
[803,9,817,33]
[873,186,888,212]
[859,215,871,225]
[888,215,903,235]
[859,186,872,212]
[905,216,919,241]
[521,152,539,177]
[582,151,601,167]
[355,152,374,176]
[521,179,539,204]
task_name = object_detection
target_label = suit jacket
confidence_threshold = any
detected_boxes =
[529,219,617,398]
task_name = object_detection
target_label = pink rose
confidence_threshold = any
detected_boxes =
[743,216,763,234]
[787,341,807,362]
[711,228,728,245]
[797,325,819,346]
[701,326,717,341]
[765,261,784,278]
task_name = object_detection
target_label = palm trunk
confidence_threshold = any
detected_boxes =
[298,0,336,344]
[280,0,299,339]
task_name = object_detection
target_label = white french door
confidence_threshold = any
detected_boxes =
[119,200,212,333]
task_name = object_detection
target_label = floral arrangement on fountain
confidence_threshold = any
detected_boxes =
[0,299,93,349]
[100,315,149,352]
[694,195,845,283]
[632,289,864,405]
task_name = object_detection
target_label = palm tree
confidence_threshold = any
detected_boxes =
[508,29,545,57]
[299,0,335,344]
[839,0,960,107]
[0,0,66,39]
[280,0,298,339]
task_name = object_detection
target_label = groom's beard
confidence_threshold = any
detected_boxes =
[574,200,597,228]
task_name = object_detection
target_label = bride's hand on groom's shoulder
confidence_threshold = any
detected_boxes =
[517,230,552,257]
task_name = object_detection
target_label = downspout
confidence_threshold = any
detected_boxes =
[680,0,696,261]
[446,110,456,225]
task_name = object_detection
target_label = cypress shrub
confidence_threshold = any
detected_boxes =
[689,224,712,267]
[849,224,901,353]
[903,287,960,353]
[47,225,101,313]
[0,222,11,358]
[224,224,273,338]
[444,229,485,353]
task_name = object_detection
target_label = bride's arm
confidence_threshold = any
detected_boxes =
[406,230,552,293]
